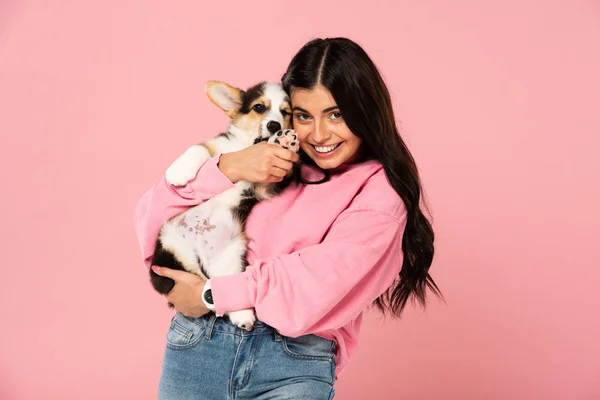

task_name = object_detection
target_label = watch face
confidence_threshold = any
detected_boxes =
[203,289,213,305]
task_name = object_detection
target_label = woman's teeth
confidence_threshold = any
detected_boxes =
[314,143,340,153]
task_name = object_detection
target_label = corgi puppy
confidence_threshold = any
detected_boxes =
[150,81,299,330]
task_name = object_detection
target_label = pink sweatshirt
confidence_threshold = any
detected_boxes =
[133,155,407,379]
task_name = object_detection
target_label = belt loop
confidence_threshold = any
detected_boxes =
[204,313,218,340]
[273,328,283,342]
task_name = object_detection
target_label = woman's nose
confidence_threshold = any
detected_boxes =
[311,120,331,143]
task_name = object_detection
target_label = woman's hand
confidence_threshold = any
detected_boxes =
[218,142,299,183]
[151,266,210,318]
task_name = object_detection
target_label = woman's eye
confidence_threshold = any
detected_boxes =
[253,104,266,114]
[330,112,342,120]
[296,113,311,121]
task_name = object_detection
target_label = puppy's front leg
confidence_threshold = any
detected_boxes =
[165,144,211,186]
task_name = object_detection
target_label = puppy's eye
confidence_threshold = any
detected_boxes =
[281,110,291,116]
[253,104,266,114]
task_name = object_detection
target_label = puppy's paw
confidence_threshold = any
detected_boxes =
[269,129,300,153]
[165,145,209,186]
[227,309,256,331]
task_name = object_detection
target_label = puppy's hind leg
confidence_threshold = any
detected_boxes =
[206,234,256,331]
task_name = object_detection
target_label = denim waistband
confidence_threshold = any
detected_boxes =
[201,313,283,342]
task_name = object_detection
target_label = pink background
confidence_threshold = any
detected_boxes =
[1,1,599,399]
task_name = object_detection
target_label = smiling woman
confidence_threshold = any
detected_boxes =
[134,37,440,399]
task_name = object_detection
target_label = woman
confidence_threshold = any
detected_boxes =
[134,37,441,399]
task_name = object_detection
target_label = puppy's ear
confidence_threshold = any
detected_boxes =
[205,81,244,118]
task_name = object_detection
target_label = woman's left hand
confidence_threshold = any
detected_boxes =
[151,266,210,318]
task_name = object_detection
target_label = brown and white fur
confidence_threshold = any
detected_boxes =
[150,81,298,330]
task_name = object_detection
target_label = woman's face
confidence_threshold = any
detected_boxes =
[291,85,362,169]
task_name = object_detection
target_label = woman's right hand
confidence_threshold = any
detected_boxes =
[218,142,299,183]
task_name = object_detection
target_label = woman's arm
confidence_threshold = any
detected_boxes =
[133,143,299,268]
[210,207,406,337]
[133,155,235,267]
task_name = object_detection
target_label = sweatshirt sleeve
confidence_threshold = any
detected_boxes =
[133,154,235,268]
[210,207,406,337]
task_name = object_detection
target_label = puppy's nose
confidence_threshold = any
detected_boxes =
[266,121,281,134]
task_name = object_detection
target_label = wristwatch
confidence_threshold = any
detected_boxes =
[202,279,215,311]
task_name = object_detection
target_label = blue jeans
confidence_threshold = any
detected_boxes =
[158,312,337,399]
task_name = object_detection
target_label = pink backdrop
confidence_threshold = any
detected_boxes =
[1,1,599,399]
